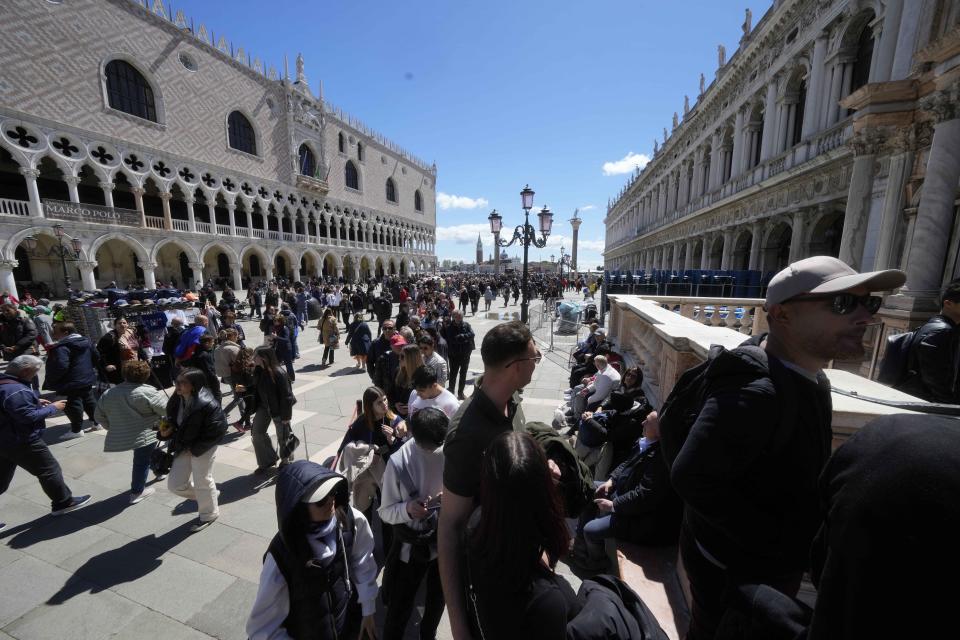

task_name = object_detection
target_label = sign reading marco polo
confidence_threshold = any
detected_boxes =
[43,199,141,227]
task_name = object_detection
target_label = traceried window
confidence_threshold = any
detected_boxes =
[299,144,316,177]
[386,178,397,203]
[345,160,359,190]
[105,60,157,122]
[228,111,256,155]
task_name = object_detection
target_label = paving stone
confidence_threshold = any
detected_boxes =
[205,531,272,583]
[113,606,215,640]
[4,586,144,640]
[0,543,24,571]
[214,497,277,538]
[0,556,86,627]
[78,461,143,492]
[4,517,116,567]
[187,578,258,640]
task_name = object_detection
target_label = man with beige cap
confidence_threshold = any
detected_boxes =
[670,256,905,640]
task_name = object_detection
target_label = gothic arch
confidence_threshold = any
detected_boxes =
[91,231,151,264]
[199,240,240,265]
[149,236,198,264]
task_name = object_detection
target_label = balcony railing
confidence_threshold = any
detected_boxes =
[0,197,30,217]
[145,216,164,229]
[252,228,266,239]
[172,219,190,232]
[216,224,232,236]
[236,227,249,238]
[196,221,212,234]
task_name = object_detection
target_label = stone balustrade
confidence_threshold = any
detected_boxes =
[635,295,769,335]
[608,294,923,444]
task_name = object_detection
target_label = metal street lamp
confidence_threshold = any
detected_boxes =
[23,224,83,294]
[488,185,552,323]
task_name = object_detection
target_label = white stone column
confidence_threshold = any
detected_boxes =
[64,176,80,204]
[0,260,19,300]
[671,241,681,272]
[265,264,275,282]
[131,187,146,227]
[247,206,255,237]
[141,261,157,289]
[896,93,960,308]
[226,201,237,236]
[183,196,196,233]
[731,108,746,177]
[99,181,115,209]
[684,239,696,271]
[784,103,798,150]
[709,132,722,189]
[824,61,845,128]
[206,202,216,233]
[838,134,879,269]
[189,262,204,289]
[871,0,902,83]
[788,211,806,263]
[748,222,763,270]
[78,260,97,291]
[720,229,734,270]
[160,192,173,231]
[874,149,913,269]
[657,183,667,217]
[760,81,778,161]
[20,168,43,217]
[700,235,712,270]
[890,0,923,81]
[802,35,828,139]
[231,263,244,292]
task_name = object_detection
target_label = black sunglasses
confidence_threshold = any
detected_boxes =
[787,292,882,315]
[507,351,543,367]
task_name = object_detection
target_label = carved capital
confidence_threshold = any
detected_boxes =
[141,262,158,270]
[98,181,114,191]
[919,81,960,125]
[159,191,173,201]
[19,168,40,179]
[847,128,885,156]
[63,176,80,186]
[188,262,205,271]
[0,259,19,271]
[77,260,98,271]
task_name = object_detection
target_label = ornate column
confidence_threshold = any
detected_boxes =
[160,192,173,231]
[189,262,204,289]
[838,129,882,269]
[709,131,723,189]
[99,181,115,209]
[802,34,828,139]
[890,0,923,80]
[19,168,43,217]
[131,187,146,227]
[684,239,696,271]
[0,259,19,299]
[64,176,80,204]
[206,201,217,233]
[760,80,779,161]
[226,200,237,236]
[870,0,902,83]
[77,260,97,291]
[671,240,681,272]
[731,108,746,178]
[183,195,196,233]
[748,222,763,271]
[824,60,846,128]
[720,229,734,270]
[141,261,157,289]
[788,210,806,263]
[570,215,582,273]
[700,234,712,270]
[247,206,255,237]
[891,84,960,311]
[874,132,914,269]
[265,263,275,282]
[231,262,244,292]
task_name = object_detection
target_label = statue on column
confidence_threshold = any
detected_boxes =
[742,8,753,38]
[699,73,706,96]
[684,95,690,114]
[663,127,668,144]
[718,44,726,68]
[296,52,306,84]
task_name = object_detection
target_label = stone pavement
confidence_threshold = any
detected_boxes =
[0,301,583,640]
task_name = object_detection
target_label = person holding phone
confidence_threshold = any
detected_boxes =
[379,407,448,640]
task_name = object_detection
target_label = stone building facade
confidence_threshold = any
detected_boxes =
[0,0,437,298]
[603,0,960,328]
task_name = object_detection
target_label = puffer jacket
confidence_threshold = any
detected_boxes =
[43,334,99,393]
[165,388,227,456]
[1,313,38,360]
[95,382,166,452]
[0,373,57,445]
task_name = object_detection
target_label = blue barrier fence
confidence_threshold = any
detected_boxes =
[602,269,774,299]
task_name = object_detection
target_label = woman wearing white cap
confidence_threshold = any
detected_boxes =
[247,461,379,640]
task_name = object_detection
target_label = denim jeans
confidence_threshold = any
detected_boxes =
[64,387,97,433]
[131,442,156,494]
[0,436,73,510]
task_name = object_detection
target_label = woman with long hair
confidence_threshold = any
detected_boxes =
[96,316,142,385]
[391,343,423,417]
[345,311,372,370]
[224,346,255,432]
[466,431,581,638]
[317,307,339,368]
[271,315,295,382]
[165,367,228,532]
[244,346,297,473]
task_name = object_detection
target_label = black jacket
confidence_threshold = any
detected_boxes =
[567,575,668,640]
[366,335,391,381]
[441,320,475,356]
[608,440,682,545]
[43,335,99,393]
[162,325,186,360]
[251,366,296,421]
[181,349,220,400]
[96,330,142,385]
[897,314,960,403]
[1,313,37,360]
[166,388,227,456]
[670,336,833,577]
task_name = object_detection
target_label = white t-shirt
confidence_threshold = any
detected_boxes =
[408,387,461,418]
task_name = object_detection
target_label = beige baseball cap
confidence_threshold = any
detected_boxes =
[302,476,346,504]
[765,256,906,306]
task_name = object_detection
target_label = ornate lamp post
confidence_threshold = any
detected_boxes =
[488,185,553,323]
[23,224,83,294]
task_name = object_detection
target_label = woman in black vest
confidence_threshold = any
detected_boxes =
[246,461,379,640]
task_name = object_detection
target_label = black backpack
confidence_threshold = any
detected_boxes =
[876,318,949,387]
[658,343,797,472]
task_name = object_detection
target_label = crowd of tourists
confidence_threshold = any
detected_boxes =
[3,258,960,638]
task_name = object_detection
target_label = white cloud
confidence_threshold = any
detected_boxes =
[579,239,606,252]
[435,223,491,244]
[436,192,489,210]
[579,205,596,211]
[602,152,650,176]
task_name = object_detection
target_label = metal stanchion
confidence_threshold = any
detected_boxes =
[549,314,555,352]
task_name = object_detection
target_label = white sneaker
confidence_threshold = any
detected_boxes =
[129,487,155,504]
[84,424,104,433]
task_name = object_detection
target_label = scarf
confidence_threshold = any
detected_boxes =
[306,515,339,566]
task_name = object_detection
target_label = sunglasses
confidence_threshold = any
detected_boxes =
[786,292,882,315]
[507,350,543,367]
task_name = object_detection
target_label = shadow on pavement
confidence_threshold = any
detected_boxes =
[46,521,194,604]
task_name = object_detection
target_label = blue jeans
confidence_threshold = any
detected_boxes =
[131,442,156,495]
[582,515,615,559]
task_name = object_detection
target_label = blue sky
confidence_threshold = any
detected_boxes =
[178,0,771,269]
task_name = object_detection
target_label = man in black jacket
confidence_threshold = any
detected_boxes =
[44,323,101,435]
[441,311,474,400]
[671,256,905,640]
[1,303,38,361]
[570,410,680,571]
[367,320,396,382]
[895,279,960,403]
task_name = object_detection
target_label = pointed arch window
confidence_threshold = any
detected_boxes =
[299,144,316,177]
[357,142,364,161]
[345,160,359,190]
[386,178,397,203]
[338,132,346,154]
[105,60,157,122]
[228,111,257,155]
[414,189,423,212]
